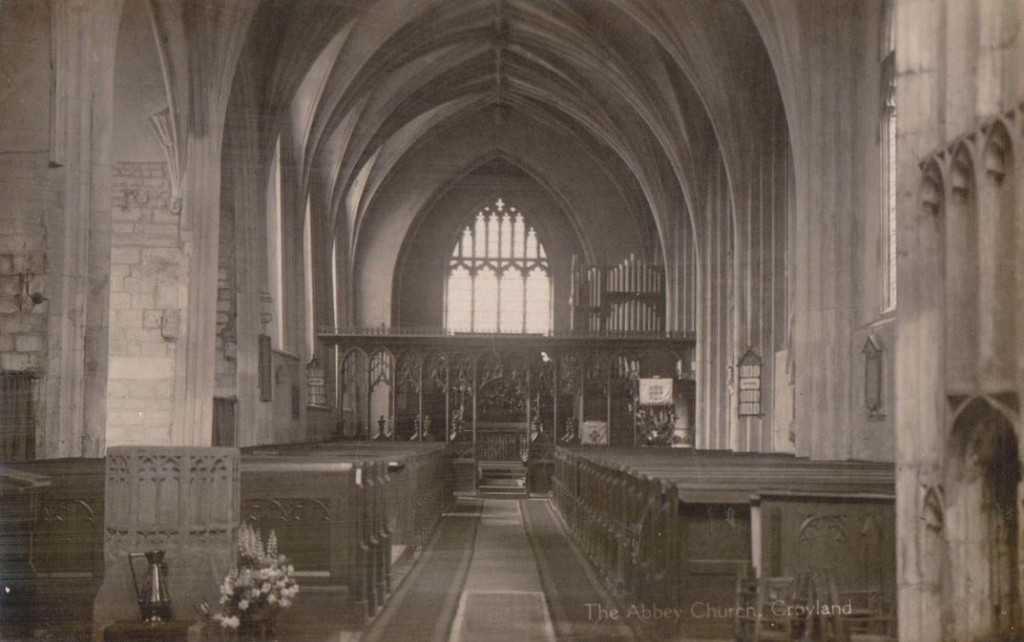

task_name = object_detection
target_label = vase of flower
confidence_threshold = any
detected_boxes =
[212,524,298,642]
[237,611,276,641]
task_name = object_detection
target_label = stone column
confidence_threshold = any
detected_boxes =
[93,446,240,626]
[44,0,122,458]
[146,0,255,446]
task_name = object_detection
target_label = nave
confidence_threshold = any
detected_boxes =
[362,498,638,642]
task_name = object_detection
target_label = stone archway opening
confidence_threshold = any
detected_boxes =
[945,397,1020,639]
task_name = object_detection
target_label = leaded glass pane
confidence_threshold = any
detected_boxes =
[445,198,551,334]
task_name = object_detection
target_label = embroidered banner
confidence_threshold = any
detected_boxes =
[638,378,674,406]
[580,420,608,446]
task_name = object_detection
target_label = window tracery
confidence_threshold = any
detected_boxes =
[445,199,551,334]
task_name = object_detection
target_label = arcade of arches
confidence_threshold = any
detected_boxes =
[1,1,1023,641]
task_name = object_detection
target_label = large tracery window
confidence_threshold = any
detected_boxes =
[446,198,551,334]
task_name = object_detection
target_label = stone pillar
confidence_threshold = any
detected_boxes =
[44,0,122,458]
[93,446,240,626]
[145,0,255,446]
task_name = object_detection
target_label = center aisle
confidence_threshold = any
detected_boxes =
[361,497,637,642]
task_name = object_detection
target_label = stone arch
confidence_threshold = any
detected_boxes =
[340,347,370,438]
[979,121,1017,383]
[944,396,1021,639]
[944,143,979,391]
[368,349,395,438]
[917,158,946,355]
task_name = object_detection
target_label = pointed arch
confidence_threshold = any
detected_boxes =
[944,395,1021,638]
[944,143,979,391]
[979,120,1017,382]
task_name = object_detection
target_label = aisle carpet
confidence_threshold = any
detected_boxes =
[362,497,638,642]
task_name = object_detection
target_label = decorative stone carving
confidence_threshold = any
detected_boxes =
[93,447,240,627]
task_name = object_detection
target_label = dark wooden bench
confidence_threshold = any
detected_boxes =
[0,442,454,638]
[552,447,895,639]
[0,459,105,640]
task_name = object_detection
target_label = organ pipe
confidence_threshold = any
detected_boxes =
[569,254,666,334]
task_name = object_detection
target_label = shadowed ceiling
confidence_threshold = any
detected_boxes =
[220,0,790,326]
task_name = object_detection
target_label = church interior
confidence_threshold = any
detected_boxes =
[0,1,1022,641]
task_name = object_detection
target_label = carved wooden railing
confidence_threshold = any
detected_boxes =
[476,430,528,462]
[320,325,695,340]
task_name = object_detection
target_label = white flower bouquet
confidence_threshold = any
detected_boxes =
[213,523,300,632]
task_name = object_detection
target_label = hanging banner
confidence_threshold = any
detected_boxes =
[639,378,674,406]
[580,420,608,446]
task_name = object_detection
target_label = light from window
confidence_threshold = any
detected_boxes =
[445,199,551,334]
[303,198,314,357]
[881,53,897,312]
[266,136,284,345]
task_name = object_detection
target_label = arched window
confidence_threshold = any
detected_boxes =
[880,11,897,313]
[446,198,551,334]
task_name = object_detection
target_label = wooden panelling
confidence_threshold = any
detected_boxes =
[552,447,895,639]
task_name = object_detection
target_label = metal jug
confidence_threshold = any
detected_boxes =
[128,550,172,622]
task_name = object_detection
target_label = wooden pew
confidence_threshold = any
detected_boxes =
[551,447,895,639]
[0,459,105,639]
[242,442,454,550]
[0,443,452,637]
[240,442,454,625]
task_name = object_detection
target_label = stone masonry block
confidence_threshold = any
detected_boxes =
[107,379,171,398]
[135,223,179,237]
[152,211,180,225]
[0,276,19,296]
[0,298,19,314]
[118,236,178,248]
[111,248,141,265]
[131,293,156,309]
[123,327,161,343]
[108,333,127,356]
[121,277,144,293]
[0,314,42,335]
[111,208,142,222]
[10,253,46,275]
[145,248,181,263]
[114,309,142,328]
[137,341,172,357]
[143,310,163,328]
[0,234,44,254]
[110,264,131,282]
[108,356,174,380]
[109,292,132,310]
[1,352,42,371]
[15,335,42,353]
[155,286,179,308]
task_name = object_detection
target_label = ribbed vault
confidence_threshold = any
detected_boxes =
[219,0,794,450]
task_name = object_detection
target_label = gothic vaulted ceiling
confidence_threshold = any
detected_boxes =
[222,0,790,323]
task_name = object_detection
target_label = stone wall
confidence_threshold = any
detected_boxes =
[105,162,185,446]
[0,154,49,375]
[894,1,1024,640]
